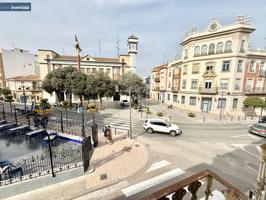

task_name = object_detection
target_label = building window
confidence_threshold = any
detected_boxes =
[237,60,243,72]
[209,43,215,54]
[99,68,104,72]
[182,80,186,89]
[168,82,171,89]
[260,62,265,71]
[189,96,196,105]
[206,66,213,71]
[232,98,238,108]
[205,80,212,89]
[235,78,241,90]
[201,45,207,55]
[194,46,200,56]
[168,71,171,77]
[106,68,111,74]
[182,65,187,75]
[92,68,97,73]
[217,98,226,108]
[246,79,253,91]
[222,61,230,72]
[184,49,188,59]
[216,42,223,53]
[173,95,178,102]
[249,61,255,72]
[168,94,170,101]
[220,79,229,90]
[192,63,200,74]
[181,96,185,104]
[240,40,245,52]
[225,41,232,53]
[191,79,198,89]
[86,68,91,73]
[81,68,85,73]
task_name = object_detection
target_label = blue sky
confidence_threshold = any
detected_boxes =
[0,0,266,77]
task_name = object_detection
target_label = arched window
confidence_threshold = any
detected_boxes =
[216,42,224,53]
[209,43,215,54]
[225,41,232,53]
[194,46,200,56]
[240,40,245,52]
[201,45,207,55]
[184,49,188,59]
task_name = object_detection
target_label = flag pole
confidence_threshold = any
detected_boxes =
[75,35,83,106]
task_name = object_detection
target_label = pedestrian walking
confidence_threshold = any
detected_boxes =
[107,125,113,144]
[102,126,109,144]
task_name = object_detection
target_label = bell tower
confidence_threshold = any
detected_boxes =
[127,35,138,73]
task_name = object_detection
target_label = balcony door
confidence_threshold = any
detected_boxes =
[205,80,212,89]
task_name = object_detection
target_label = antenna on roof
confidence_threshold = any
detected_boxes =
[163,51,166,64]
[116,36,120,57]
[98,40,102,57]
[166,49,169,64]
[264,37,266,51]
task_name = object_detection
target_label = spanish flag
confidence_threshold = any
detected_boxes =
[75,34,82,51]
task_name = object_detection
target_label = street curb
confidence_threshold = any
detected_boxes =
[69,138,151,199]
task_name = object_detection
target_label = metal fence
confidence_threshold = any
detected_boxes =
[0,147,82,186]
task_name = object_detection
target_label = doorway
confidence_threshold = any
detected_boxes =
[201,98,212,112]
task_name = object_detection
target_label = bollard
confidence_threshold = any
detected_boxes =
[203,116,206,122]
[169,116,171,121]
[238,116,240,121]
[115,128,117,135]
[231,116,233,121]
[127,130,129,138]
[245,115,247,120]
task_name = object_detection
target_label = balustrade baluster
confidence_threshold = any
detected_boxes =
[188,181,202,200]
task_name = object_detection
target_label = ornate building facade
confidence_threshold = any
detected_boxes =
[151,16,266,115]
[39,35,138,104]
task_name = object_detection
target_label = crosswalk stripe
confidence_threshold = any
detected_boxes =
[146,160,170,173]
[122,168,185,197]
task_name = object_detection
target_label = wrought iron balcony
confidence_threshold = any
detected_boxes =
[31,86,42,92]
[154,77,160,82]
[202,70,217,78]
[141,169,248,200]
[244,87,266,95]
[152,86,160,91]
[172,87,179,93]
[174,74,179,80]
[258,70,266,77]
[199,87,218,94]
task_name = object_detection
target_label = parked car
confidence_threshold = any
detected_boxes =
[143,118,182,136]
[258,116,266,123]
[121,100,130,107]
[249,123,266,137]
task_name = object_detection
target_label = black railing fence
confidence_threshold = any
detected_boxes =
[0,148,82,186]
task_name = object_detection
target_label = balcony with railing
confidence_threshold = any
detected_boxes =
[172,87,179,93]
[152,86,160,91]
[199,87,218,94]
[141,169,248,200]
[244,87,266,95]
[154,77,160,82]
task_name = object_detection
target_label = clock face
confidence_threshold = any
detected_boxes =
[130,43,137,51]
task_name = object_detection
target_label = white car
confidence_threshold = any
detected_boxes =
[121,100,130,107]
[143,118,182,136]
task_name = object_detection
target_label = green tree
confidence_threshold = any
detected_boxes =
[243,97,266,117]
[5,95,14,112]
[3,88,11,96]
[118,72,147,106]
[93,71,114,109]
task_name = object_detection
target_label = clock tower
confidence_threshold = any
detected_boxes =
[127,35,138,72]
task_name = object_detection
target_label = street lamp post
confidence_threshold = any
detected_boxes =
[129,88,132,139]
[219,89,224,121]
[21,81,27,111]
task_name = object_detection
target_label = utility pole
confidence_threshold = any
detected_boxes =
[129,88,132,139]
